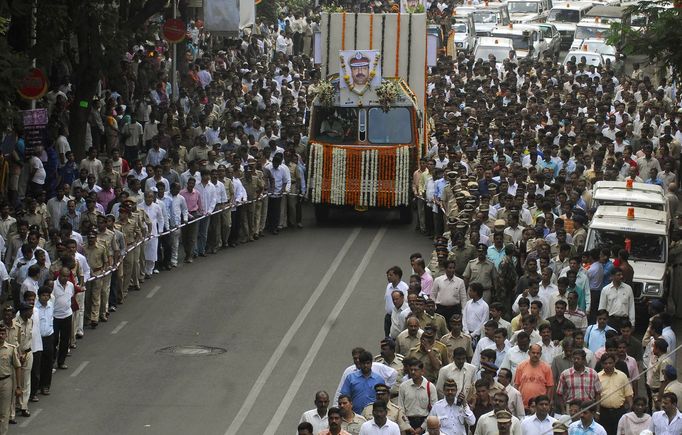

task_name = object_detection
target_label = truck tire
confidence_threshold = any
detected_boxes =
[399,206,413,224]
[314,204,330,223]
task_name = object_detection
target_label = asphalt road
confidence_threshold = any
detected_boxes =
[15,207,431,435]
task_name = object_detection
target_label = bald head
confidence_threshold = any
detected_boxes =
[426,416,441,431]
[669,182,678,193]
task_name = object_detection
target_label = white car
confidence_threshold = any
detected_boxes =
[473,36,515,63]
[563,50,604,67]
[570,39,617,63]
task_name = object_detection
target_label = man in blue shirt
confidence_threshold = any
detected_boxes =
[339,351,383,414]
[486,232,506,268]
[584,310,616,354]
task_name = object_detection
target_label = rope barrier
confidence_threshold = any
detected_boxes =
[81,191,306,283]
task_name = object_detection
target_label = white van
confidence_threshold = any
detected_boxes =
[490,24,549,60]
[591,181,667,212]
[547,2,594,48]
[472,36,515,63]
[452,14,477,51]
[471,2,511,36]
[508,0,550,23]
[586,205,670,303]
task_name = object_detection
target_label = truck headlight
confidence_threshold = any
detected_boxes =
[456,42,463,48]
[644,282,663,296]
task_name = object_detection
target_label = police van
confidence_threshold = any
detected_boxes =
[586,205,670,310]
[591,181,667,213]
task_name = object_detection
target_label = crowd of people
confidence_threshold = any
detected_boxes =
[0,0,680,433]
[297,3,682,435]
[0,6,325,433]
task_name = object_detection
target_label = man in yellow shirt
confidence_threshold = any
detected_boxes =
[597,352,633,434]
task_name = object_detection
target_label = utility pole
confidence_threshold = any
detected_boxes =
[31,0,37,110]
[171,0,179,102]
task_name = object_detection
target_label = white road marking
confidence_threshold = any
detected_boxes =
[111,321,128,334]
[19,408,42,427]
[70,361,90,378]
[223,228,362,435]
[262,227,387,434]
[146,285,161,299]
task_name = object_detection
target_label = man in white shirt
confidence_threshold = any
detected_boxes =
[299,391,330,434]
[358,400,401,434]
[384,267,409,337]
[389,290,409,339]
[436,347,477,399]
[428,378,475,435]
[650,392,682,434]
[431,260,467,322]
[52,268,74,369]
[169,183,188,267]
[266,153,290,234]
[520,394,555,433]
[194,170,216,257]
[462,283,489,340]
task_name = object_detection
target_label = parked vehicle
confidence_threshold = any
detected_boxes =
[547,1,594,47]
[473,36,515,62]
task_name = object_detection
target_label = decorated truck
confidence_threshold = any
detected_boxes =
[308,12,428,222]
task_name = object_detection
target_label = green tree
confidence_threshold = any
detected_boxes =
[610,1,682,80]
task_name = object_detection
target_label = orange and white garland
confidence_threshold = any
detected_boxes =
[395,145,410,205]
[308,143,412,207]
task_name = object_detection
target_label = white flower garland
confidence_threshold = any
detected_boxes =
[310,143,324,203]
[370,149,378,207]
[331,147,339,205]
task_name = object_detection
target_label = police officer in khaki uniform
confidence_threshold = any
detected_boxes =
[96,215,115,320]
[240,167,264,243]
[217,166,234,247]
[14,304,32,417]
[130,199,151,283]
[116,206,141,303]
[0,323,21,434]
[84,232,111,329]
[361,384,411,432]
[405,327,443,383]
[1,308,18,424]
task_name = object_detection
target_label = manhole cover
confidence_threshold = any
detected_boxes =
[156,345,227,356]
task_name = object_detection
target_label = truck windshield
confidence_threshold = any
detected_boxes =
[312,107,359,144]
[575,26,608,40]
[493,33,531,50]
[368,108,412,144]
[452,22,468,33]
[509,2,539,13]
[587,230,666,263]
[473,11,498,24]
[474,46,512,62]
[548,9,581,23]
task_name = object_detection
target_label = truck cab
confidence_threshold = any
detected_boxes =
[547,1,594,48]
[508,0,551,24]
[471,2,511,36]
[586,205,670,305]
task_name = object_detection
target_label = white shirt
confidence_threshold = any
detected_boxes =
[385,281,409,315]
[170,194,189,227]
[428,399,476,435]
[598,281,635,327]
[500,346,530,377]
[195,181,217,214]
[436,362,478,399]
[299,409,328,434]
[359,418,401,435]
[521,414,556,434]
[52,280,75,319]
[462,298,489,337]
[649,409,682,435]
[270,163,291,193]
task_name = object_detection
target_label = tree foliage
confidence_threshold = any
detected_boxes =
[610,1,682,80]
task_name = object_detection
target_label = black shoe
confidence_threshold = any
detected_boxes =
[20,410,30,417]
[9,419,16,424]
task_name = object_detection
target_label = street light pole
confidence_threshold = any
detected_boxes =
[31,0,37,110]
